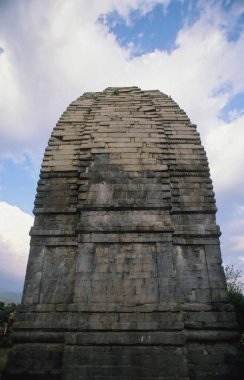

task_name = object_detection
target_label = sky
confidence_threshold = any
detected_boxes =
[0,0,244,295]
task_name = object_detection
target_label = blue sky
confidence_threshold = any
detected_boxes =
[0,0,244,294]
[101,1,194,55]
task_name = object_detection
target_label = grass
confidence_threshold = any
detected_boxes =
[0,347,9,373]
[112,89,119,96]
[84,93,97,100]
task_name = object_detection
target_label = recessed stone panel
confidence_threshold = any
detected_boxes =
[76,243,159,304]
[39,246,76,304]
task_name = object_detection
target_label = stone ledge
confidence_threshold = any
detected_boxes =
[66,331,186,346]
[12,331,65,343]
[186,330,240,342]
[18,302,228,313]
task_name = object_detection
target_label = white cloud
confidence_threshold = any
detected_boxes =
[0,201,33,280]
[0,44,26,143]
[206,115,244,193]
[234,238,244,252]
[219,204,244,281]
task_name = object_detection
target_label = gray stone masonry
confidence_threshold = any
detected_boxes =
[4,87,243,379]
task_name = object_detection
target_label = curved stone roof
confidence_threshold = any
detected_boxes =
[26,86,221,305]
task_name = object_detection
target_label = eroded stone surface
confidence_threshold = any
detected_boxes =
[4,87,243,379]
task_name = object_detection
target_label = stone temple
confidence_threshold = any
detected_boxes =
[5,87,243,379]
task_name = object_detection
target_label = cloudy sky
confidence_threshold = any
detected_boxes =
[0,0,244,294]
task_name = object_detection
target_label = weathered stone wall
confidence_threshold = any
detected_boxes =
[4,87,243,379]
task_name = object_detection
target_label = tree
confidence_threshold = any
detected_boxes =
[225,265,244,295]
[0,303,16,331]
[224,265,244,332]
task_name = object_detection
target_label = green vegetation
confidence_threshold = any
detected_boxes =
[0,302,16,330]
[224,265,244,332]
[112,89,119,96]
[0,347,10,372]
[0,302,16,349]
[0,303,16,373]
[84,92,97,100]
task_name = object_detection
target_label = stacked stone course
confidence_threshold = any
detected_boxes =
[4,87,243,379]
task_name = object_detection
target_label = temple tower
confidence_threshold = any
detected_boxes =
[5,87,243,379]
